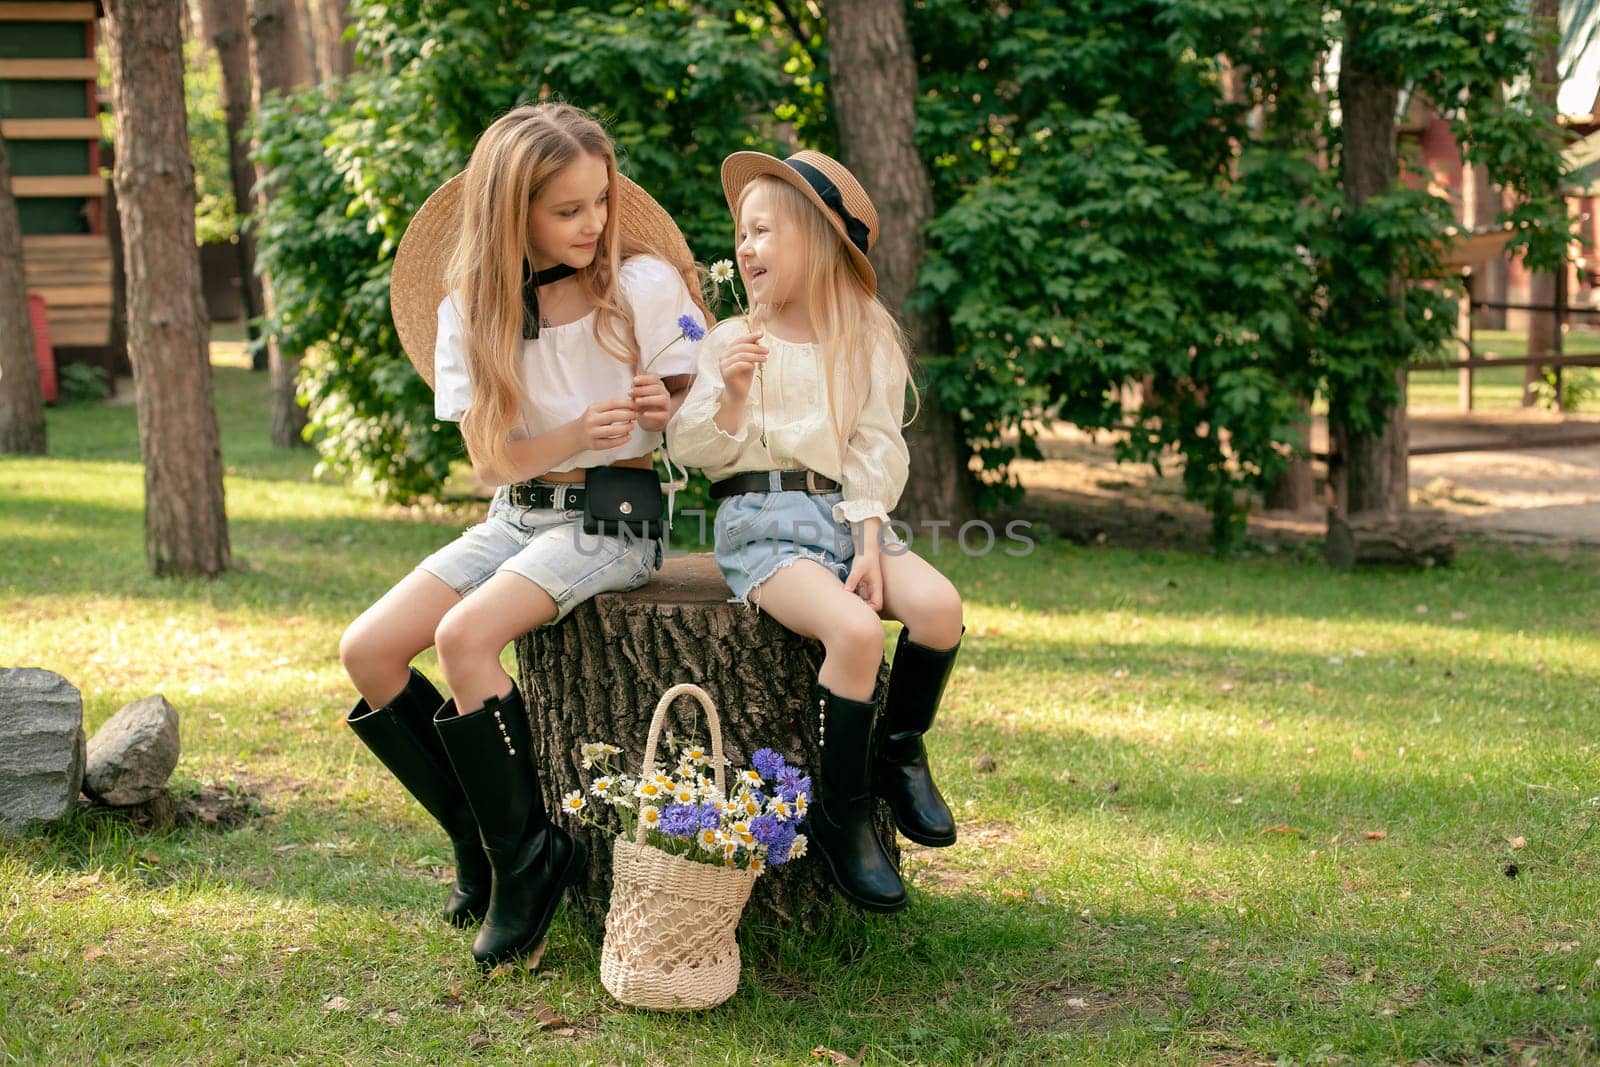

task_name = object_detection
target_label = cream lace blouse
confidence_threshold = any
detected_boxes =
[666,317,910,526]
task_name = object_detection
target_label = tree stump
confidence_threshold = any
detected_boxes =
[1324,508,1456,569]
[515,553,897,934]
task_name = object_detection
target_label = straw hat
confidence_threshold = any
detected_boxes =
[720,149,879,295]
[391,171,696,388]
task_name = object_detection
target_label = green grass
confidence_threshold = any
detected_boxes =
[3,352,1600,1064]
[1410,329,1600,410]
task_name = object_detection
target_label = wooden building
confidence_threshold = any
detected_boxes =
[1,1,114,364]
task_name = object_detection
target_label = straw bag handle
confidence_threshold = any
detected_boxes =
[636,683,725,845]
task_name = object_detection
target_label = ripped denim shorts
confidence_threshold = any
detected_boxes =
[712,471,897,609]
[418,483,663,623]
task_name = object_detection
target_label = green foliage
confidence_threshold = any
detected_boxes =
[54,363,111,406]
[185,40,239,245]
[251,0,1570,548]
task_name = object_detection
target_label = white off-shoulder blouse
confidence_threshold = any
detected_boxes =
[432,255,701,473]
[666,316,910,526]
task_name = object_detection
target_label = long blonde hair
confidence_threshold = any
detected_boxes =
[739,176,919,445]
[449,102,666,479]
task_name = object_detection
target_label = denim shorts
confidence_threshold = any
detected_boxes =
[713,471,897,609]
[418,483,663,623]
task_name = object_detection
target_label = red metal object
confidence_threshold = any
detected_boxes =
[29,294,58,404]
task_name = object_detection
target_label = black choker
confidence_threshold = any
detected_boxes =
[523,262,578,339]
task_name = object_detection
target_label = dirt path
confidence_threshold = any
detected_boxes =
[1010,409,1600,552]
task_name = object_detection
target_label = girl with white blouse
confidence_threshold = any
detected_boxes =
[668,150,965,914]
[339,103,706,967]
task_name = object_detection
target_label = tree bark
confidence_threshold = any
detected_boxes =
[1329,18,1408,519]
[826,0,974,530]
[309,0,354,79]
[104,0,231,578]
[248,0,311,447]
[199,0,266,356]
[516,555,900,935]
[1524,0,1561,406]
[0,133,46,455]
[1324,510,1454,569]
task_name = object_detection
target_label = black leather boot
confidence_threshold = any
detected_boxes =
[346,667,491,927]
[805,680,907,913]
[873,628,961,847]
[434,685,585,968]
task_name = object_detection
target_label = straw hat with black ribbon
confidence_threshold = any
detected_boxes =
[390,171,697,389]
[720,149,880,296]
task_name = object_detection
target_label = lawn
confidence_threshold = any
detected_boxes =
[1410,329,1600,411]
[3,350,1599,1064]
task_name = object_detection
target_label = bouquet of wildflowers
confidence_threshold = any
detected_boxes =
[563,735,809,876]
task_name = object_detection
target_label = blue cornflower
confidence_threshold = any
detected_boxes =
[658,802,700,838]
[778,773,811,805]
[677,314,706,342]
[751,748,788,781]
[696,801,723,831]
[749,813,790,849]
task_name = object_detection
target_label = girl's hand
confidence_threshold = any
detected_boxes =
[719,334,768,402]
[630,373,671,432]
[578,399,638,452]
[843,550,884,612]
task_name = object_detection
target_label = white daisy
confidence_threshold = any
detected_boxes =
[709,259,736,284]
[635,780,665,802]
[794,794,808,817]
[579,742,605,769]
[561,790,586,814]
[697,828,720,851]
[747,857,765,875]
[640,806,661,828]
[590,776,614,798]
[673,784,696,805]
[684,745,710,766]
[768,797,792,821]
[740,769,764,789]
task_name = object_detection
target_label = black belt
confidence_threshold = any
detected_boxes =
[709,469,840,500]
[506,480,586,510]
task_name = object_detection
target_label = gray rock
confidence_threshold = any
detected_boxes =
[84,694,180,806]
[0,668,86,829]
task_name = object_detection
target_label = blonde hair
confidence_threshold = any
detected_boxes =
[739,176,919,446]
[448,102,706,479]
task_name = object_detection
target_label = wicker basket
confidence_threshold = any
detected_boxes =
[599,683,759,1010]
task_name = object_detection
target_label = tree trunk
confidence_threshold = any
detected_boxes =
[105,159,130,378]
[1324,510,1454,569]
[827,0,974,530]
[248,0,311,446]
[1524,0,1561,405]
[309,0,354,79]
[104,0,231,578]
[1470,163,1507,330]
[0,133,46,455]
[1329,18,1408,520]
[515,554,900,935]
[200,0,266,356]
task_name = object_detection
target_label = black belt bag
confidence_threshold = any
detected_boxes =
[583,464,665,538]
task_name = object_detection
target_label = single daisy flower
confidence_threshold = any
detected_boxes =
[636,780,665,801]
[590,776,614,798]
[697,828,720,851]
[561,790,586,814]
[640,806,661,828]
[789,834,808,860]
[768,797,792,821]
[709,259,736,285]
[740,769,763,789]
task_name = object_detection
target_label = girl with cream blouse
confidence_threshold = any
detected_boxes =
[668,149,966,916]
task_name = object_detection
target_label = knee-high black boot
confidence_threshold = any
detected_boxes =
[346,667,490,927]
[873,628,960,847]
[433,684,585,968]
[805,680,907,913]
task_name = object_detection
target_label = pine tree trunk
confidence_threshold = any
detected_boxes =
[105,0,231,578]
[200,0,266,354]
[827,0,974,530]
[0,133,47,455]
[309,0,354,79]
[515,554,899,934]
[1329,18,1408,519]
[248,0,310,446]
